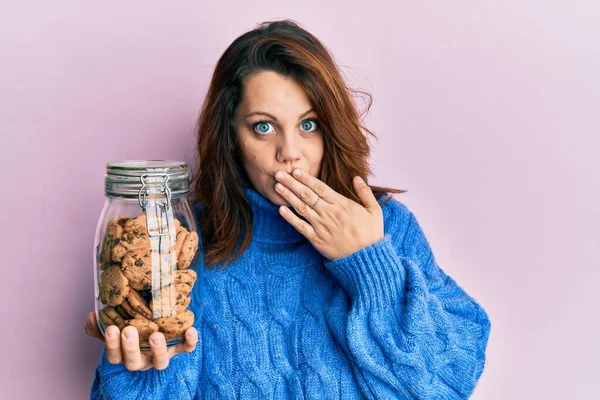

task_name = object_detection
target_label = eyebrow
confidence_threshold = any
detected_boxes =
[244,108,315,122]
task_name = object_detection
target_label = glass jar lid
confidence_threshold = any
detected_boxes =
[105,160,190,199]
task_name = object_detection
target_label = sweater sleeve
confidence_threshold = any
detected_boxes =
[323,199,491,399]
[89,338,202,400]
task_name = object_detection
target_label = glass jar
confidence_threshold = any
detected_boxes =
[93,160,201,349]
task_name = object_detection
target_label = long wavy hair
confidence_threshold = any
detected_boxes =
[190,19,406,268]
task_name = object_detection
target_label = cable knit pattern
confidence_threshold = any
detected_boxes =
[90,187,491,399]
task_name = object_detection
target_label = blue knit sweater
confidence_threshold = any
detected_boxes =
[90,186,491,399]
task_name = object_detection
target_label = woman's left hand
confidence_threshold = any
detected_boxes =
[274,168,384,261]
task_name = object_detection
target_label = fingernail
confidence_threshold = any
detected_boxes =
[151,336,163,346]
[275,183,284,192]
[356,176,364,184]
[275,171,284,180]
[280,206,288,215]
[293,169,302,178]
[106,327,117,338]
[123,329,132,340]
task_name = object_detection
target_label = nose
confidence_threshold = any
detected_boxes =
[277,134,302,165]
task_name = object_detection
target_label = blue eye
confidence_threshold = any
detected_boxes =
[301,119,319,132]
[253,121,274,135]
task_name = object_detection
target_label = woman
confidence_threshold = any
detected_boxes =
[87,19,491,399]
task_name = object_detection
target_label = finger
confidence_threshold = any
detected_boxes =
[290,168,338,203]
[104,325,123,364]
[149,332,170,370]
[278,205,317,241]
[121,326,144,371]
[274,181,320,221]
[138,350,154,372]
[174,327,199,355]
[85,312,103,340]
[353,176,379,212]
[275,170,329,208]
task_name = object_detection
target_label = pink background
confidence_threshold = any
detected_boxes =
[1,1,599,399]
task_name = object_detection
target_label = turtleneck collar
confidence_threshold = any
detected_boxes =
[243,186,307,244]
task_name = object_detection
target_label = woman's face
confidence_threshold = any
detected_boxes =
[234,70,325,206]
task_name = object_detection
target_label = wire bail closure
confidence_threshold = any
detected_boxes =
[138,173,172,238]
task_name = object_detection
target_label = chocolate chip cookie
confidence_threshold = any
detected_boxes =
[150,269,196,316]
[108,213,153,262]
[99,306,127,330]
[174,226,188,258]
[177,231,199,269]
[101,217,129,267]
[114,304,133,320]
[125,317,159,342]
[154,309,194,340]
[99,264,130,306]
[120,289,152,319]
[175,269,197,288]
[121,248,153,291]
[113,217,151,260]
[110,242,130,263]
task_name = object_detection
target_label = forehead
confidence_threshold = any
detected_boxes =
[239,71,313,114]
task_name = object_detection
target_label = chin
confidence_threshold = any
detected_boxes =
[255,176,287,206]
[262,188,287,207]
[270,191,290,207]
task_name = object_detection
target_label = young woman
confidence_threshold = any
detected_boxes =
[87,19,491,399]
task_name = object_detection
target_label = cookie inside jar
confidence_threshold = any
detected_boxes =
[97,210,199,348]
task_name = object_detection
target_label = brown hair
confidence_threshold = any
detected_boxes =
[191,19,406,268]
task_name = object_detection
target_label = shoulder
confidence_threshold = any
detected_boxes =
[378,194,433,261]
[378,194,412,235]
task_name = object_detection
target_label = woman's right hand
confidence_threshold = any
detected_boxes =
[85,311,198,371]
